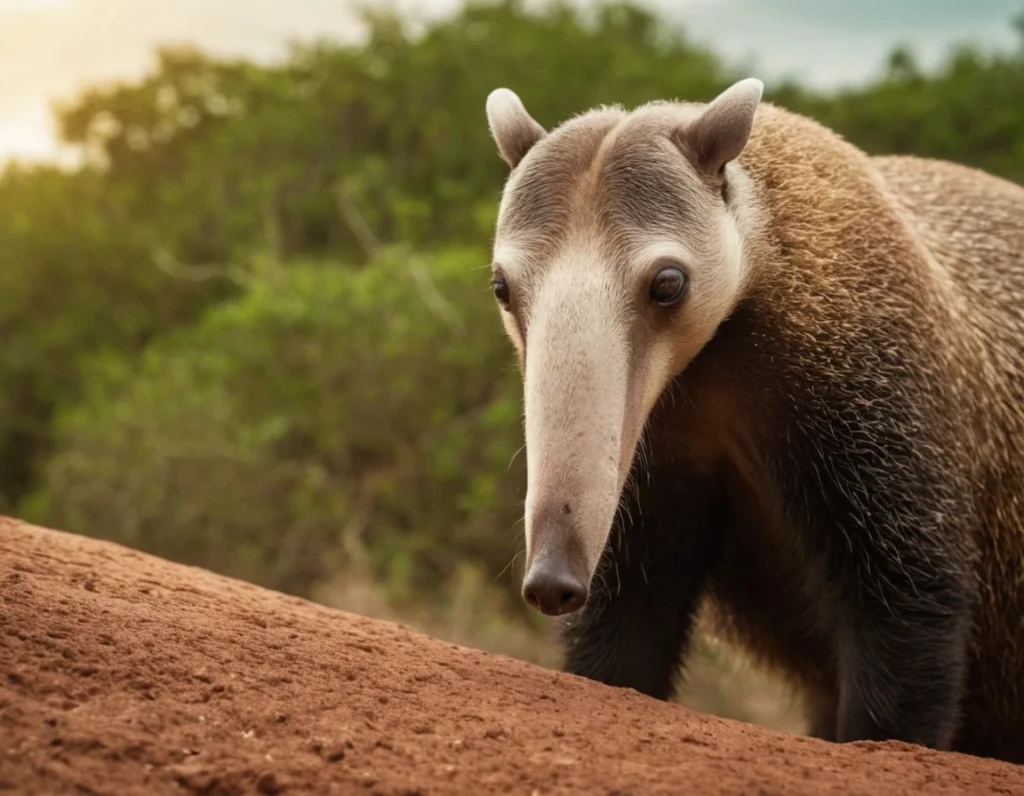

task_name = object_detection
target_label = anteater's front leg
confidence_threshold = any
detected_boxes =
[789,406,976,749]
[559,465,727,700]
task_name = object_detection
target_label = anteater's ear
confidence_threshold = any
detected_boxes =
[682,77,764,177]
[486,88,547,169]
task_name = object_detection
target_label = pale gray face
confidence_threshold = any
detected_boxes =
[485,79,765,617]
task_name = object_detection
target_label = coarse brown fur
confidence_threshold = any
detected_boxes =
[485,90,1024,763]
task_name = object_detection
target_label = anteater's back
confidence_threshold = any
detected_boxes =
[872,153,1024,758]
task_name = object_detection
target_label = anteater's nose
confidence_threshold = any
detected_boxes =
[522,560,588,616]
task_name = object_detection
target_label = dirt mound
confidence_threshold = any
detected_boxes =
[1,518,1021,795]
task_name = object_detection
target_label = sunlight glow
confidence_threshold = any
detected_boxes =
[0,0,72,11]
[0,125,56,160]
[0,104,80,168]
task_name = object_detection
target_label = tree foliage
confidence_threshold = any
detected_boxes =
[23,247,525,606]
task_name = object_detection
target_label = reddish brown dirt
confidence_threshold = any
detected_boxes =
[1,518,1022,795]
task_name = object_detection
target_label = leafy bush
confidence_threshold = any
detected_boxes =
[23,245,528,610]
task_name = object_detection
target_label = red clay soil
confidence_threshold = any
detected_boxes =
[1,518,1022,796]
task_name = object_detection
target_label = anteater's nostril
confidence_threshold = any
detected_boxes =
[522,564,588,617]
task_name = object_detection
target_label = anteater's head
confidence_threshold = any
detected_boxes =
[484,78,765,617]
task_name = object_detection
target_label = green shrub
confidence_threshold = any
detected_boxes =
[23,245,529,613]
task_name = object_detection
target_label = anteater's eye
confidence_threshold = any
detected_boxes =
[492,273,511,309]
[649,265,689,307]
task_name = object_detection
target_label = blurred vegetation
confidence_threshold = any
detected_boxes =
[4,0,1024,734]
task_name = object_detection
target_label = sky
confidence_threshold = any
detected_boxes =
[0,0,1020,164]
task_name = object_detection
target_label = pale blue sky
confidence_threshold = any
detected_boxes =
[0,0,1020,163]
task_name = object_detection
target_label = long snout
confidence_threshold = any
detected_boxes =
[519,270,635,616]
[521,503,590,615]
